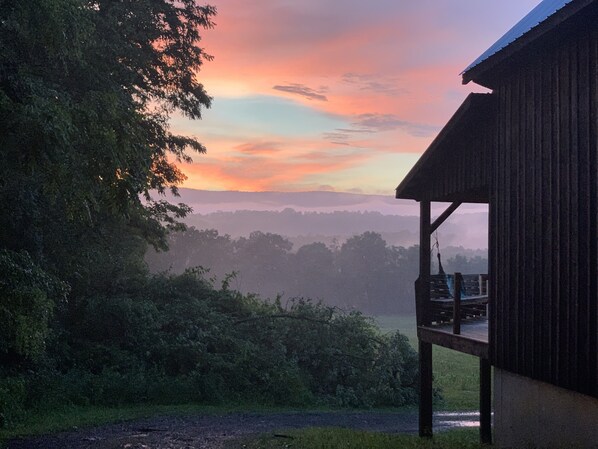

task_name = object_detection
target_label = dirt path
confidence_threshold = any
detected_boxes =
[6,410,480,449]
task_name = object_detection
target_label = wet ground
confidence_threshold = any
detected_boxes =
[6,410,481,449]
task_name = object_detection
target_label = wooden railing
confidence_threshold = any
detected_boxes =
[428,273,488,331]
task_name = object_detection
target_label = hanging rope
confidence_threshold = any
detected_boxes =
[434,231,445,275]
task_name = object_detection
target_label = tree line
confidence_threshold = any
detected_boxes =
[146,229,488,315]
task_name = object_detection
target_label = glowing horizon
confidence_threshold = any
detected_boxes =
[173,0,540,194]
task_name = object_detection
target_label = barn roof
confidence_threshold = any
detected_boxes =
[462,0,594,86]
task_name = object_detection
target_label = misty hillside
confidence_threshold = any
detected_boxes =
[184,209,488,250]
[168,189,489,249]
[163,188,488,214]
[162,188,420,214]
[146,229,488,315]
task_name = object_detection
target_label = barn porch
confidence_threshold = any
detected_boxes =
[412,200,492,443]
[418,270,489,357]
[395,93,495,443]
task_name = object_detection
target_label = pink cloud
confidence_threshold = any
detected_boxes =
[235,141,282,155]
[177,0,541,193]
[180,143,371,192]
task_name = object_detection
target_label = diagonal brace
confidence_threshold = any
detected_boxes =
[430,201,462,234]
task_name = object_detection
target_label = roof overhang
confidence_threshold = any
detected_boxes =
[395,93,495,203]
[462,0,596,88]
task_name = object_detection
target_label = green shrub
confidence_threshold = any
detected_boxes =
[0,377,26,428]
[0,269,422,429]
[0,250,68,362]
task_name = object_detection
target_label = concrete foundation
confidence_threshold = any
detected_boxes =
[494,369,598,448]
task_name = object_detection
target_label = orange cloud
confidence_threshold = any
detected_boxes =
[180,140,371,192]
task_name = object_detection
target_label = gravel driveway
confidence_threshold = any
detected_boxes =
[6,410,480,449]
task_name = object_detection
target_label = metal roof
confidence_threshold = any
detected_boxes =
[462,0,573,75]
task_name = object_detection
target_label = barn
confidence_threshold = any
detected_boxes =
[395,0,598,446]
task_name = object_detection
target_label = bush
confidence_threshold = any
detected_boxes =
[0,250,68,363]
[0,377,26,428]
[0,269,421,428]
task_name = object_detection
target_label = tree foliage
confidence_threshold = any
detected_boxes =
[0,250,68,363]
[0,0,215,265]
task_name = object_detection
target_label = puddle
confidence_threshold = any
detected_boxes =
[434,411,493,430]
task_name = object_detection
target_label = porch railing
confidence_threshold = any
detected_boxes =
[427,273,488,333]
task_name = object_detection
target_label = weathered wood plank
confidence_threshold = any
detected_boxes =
[417,326,489,359]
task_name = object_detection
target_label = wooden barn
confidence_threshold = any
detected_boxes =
[395,0,598,446]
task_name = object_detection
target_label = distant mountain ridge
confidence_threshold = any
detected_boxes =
[166,188,487,216]
[160,188,488,249]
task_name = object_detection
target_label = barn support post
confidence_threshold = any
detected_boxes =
[480,358,492,444]
[419,340,433,437]
[418,200,433,438]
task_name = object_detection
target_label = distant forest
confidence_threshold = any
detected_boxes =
[146,227,488,315]
[184,208,490,250]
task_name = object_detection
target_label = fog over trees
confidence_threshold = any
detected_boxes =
[146,223,488,315]
[183,208,490,250]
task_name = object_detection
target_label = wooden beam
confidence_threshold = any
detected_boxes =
[418,326,489,359]
[430,201,462,234]
[419,340,433,438]
[419,201,431,327]
[418,200,433,438]
[480,358,492,444]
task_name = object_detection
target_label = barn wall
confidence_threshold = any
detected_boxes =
[423,112,493,202]
[491,23,598,397]
[396,95,493,203]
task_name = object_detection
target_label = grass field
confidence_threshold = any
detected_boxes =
[374,315,480,410]
[225,427,482,449]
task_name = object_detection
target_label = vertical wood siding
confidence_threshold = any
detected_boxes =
[491,26,598,397]
[412,105,493,203]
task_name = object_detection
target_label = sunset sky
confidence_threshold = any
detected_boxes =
[173,0,539,195]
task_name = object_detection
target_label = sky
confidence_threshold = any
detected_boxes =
[172,0,540,195]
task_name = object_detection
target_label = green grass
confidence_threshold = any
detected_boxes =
[374,315,480,411]
[225,427,483,449]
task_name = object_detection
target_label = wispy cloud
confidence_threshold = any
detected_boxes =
[342,73,407,96]
[273,83,328,101]
[335,128,374,134]
[322,132,351,146]
[235,141,282,155]
[352,113,438,137]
